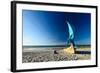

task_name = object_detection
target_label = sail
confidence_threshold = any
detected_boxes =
[67,21,74,40]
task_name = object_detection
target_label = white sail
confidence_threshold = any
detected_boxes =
[67,21,74,40]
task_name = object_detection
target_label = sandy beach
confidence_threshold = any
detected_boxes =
[22,47,91,63]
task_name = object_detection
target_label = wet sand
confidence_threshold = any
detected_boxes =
[22,47,91,63]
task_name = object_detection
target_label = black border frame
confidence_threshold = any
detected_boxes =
[11,1,98,72]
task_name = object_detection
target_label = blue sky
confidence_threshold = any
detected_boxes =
[22,10,91,46]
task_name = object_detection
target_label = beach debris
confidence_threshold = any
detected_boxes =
[54,50,58,54]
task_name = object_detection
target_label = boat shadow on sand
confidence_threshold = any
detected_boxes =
[75,51,91,54]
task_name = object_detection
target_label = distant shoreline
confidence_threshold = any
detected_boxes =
[23,45,91,48]
[22,45,91,52]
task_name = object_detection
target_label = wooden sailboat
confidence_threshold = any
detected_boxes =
[63,21,75,54]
